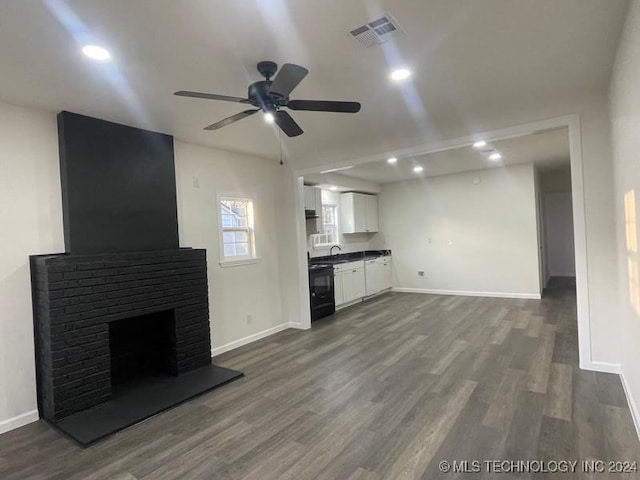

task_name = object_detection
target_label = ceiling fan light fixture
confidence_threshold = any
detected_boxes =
[264,112,275,124]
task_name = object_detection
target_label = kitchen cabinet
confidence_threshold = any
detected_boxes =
[365,256,392,296]
[333,270,344,306]
[304,186,323,234]
[365,194,379,233]
[340,193,379,234]
[304,186,322,212]
[334,260,365,306]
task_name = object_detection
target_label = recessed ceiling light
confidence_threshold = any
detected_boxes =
[390,68,412,81]
[329,186,338,191]
[264,112,275,124]
[387,157,398,164]
[473,140,487,149]
[413,166,424,173]
[489,152,502,161]
[82,45,111,61]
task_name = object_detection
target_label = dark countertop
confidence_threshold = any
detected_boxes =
[309,250,391,265]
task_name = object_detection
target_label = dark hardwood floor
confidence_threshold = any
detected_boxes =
[1,279,639,479]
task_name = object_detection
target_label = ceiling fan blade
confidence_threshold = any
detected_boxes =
[204,109,259,130]
[287,100,361,113]
[274,111,303,137]
[268,64,309,98]
[175,90,249,103]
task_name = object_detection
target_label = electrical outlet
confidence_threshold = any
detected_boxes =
[246,314,253,324]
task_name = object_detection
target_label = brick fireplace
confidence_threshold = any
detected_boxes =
[31,249,211,422]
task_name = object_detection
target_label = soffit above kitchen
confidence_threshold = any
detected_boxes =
[338,127,570,183]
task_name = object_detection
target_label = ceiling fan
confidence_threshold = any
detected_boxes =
[174,61,361,138]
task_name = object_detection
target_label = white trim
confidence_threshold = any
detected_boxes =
[336,298,364,310]
[0,410,39,435]
[392,287,541,300]
[581,360,621,374]
[211,323,290,356]
[288,321,307,329]
[219,257,261,268]
[294,176,312,330]
[216,191,258,264]
[293,113,592,373]
[620,371,640,441]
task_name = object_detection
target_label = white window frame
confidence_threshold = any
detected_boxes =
[312,203,340,249]
[217,193,260,267]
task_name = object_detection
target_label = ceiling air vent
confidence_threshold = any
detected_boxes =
[349,14,405,48]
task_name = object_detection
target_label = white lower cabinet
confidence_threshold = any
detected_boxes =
[334,271,344,306]
[365,256,392,296]
[334,261,365,307]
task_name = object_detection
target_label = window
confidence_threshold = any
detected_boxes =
[219,196,257,265]
[312,204,339,248]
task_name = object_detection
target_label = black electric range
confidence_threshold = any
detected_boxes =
[308,263,335,321]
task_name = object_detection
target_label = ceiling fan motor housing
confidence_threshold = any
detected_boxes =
[248,81,282,112]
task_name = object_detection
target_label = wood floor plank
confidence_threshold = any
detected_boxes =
[0,280,638,480]
[543,362,573,421]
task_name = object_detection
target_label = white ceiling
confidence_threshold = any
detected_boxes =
[0,1,629,169]
[337,127,569,184]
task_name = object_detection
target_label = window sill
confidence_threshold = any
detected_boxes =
[219,257,262,268]
[313,244,342,250]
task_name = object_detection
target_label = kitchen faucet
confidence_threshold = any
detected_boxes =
[330,245,342,257]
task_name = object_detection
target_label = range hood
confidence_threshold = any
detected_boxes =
[305,209,320,219]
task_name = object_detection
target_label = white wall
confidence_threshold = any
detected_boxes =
[609,0,640,436]
[174,141,299,352]
[0,99,303,432]
[0,101,64,433]
[308,189,378,258]
[544,193,576,278]
[378,164,541,298]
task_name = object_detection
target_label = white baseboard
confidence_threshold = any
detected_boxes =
[211,323,290,357]
[336,298,363,310]
[392,287,541,300]
[620,371,640,441]
[0,409,39,435]
[288,321,309,330]
[581,360,621,374]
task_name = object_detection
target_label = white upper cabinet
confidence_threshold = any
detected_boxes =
[340,193,379,234]
[303,186,322,212]
[365,194,379,233]
[304,186,323,234]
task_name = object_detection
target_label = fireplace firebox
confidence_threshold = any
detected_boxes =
[109,309,177,386]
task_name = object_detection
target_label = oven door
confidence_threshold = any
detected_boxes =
[309,268,335,321]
